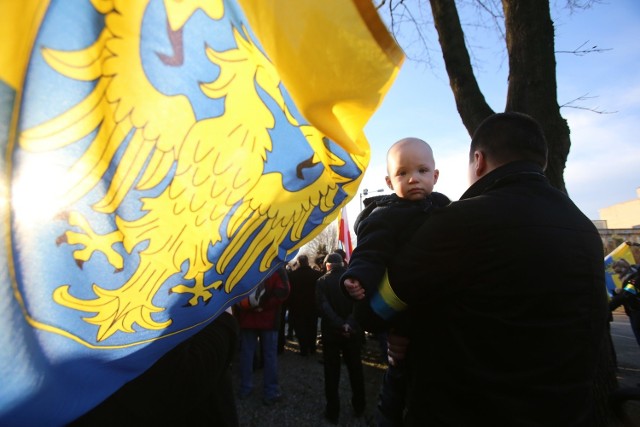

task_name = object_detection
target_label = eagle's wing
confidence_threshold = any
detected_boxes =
[218,125,355,291]
[18,1,224,213]
[196,28,363,291]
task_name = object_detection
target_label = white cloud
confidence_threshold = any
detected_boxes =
[563,90,640,218]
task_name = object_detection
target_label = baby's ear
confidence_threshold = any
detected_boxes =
[385,176,393,189]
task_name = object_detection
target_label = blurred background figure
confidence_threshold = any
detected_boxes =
[316,253,365,424]
[235,267,290,406]
[287,255,322,356]
[609,258,640,347]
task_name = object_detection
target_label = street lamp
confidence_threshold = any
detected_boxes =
[359,188,385,212]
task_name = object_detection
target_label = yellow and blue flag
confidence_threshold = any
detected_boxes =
[604,242,637,296]
[0,0,403,424]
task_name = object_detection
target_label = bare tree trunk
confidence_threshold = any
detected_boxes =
[429,0,571,192]
[502,0,570,192]
[428,0,493,136]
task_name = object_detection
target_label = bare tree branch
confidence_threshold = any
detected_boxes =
[556,40,612,56]
[564,0,604,13]
[375,0,437,66]
[473,0,505,39]
[374,0,386,10]
[560,93,617,114]
[299,223,338,262]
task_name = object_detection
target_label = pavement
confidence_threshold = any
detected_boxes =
[610,311,640,426]
[612,311,640,387]
[233,314,640,427]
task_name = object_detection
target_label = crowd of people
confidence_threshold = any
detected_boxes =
[71,113,639,426]
[233,250,366,425]
[228,113,636,426]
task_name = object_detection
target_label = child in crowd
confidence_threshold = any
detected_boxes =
[341,137,450,426]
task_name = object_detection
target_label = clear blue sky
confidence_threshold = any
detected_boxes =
[345,0,640,232]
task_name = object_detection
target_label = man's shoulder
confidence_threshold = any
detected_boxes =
[429,191,451,207]
[319,268,344,281]
[625,266,640,283]
[306,266,323,276]
[315,272,331,288]
[290,266,322,279]
[289,265,310,275]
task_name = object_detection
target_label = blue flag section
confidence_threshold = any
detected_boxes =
[0,1,403,424]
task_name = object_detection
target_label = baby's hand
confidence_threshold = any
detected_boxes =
[344,278,365,300]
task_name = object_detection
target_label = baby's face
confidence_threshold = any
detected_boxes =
[385,141,439,201]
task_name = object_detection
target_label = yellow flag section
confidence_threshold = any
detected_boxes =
[238,0,404,158]
[0,1,49,90]
[604,242,637,295]
[1,0,404,151]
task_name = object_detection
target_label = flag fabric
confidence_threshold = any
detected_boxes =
[604,242,637,296]
[337,206,354,262]
[0,1,403,424]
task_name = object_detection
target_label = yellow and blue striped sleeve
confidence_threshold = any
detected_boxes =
[369,269,408,320]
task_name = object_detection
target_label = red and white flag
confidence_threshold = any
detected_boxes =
[337,207,353,262]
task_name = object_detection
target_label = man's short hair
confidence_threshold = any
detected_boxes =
[297,254,309,266]
[470,112,548,169]
[333,248,347,261]
[324,253,343,267]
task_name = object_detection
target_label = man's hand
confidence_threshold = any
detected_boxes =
[387,332,409,366]
[344,278,366,300]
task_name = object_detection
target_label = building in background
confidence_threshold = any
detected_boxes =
[595,187,640,259]
[599,187,640,229]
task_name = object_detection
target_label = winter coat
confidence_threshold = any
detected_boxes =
[235,267,290,330]
[342,192,450,295]
[388,160,609,426]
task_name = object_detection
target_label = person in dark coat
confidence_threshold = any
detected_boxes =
[316,253,366,425]
[287,254,322,356]
[609,258,640,346]
[382,112,609,426]
[70,310,240,427]
[341,137,450,426]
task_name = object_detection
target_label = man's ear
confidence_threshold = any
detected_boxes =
[385,176,393,190]
[472,151,488,178]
